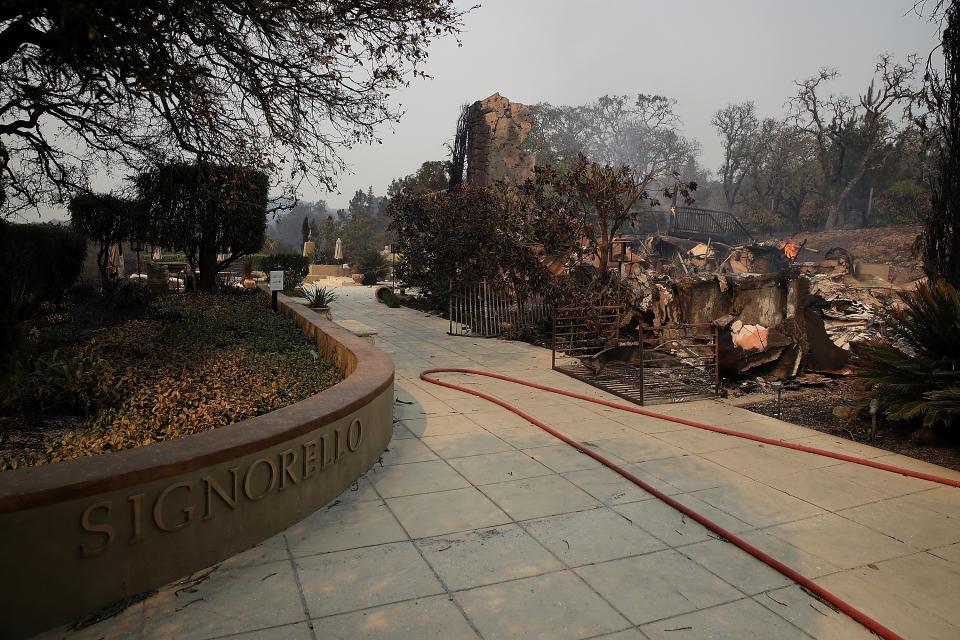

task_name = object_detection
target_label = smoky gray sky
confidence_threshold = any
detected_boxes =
[29,0,941,221]
[318,0,941,211]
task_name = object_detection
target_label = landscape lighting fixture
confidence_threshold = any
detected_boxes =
[770,380,783,418]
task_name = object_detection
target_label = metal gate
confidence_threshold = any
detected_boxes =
[552,306,719,406]
[448,279,550,338]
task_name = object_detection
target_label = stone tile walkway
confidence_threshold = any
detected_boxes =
[40,287,960,639]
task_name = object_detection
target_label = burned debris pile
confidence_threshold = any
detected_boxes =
[608,211,910,381]
[549,208,916,405]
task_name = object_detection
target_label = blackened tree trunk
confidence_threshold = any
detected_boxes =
[922,2,960,286]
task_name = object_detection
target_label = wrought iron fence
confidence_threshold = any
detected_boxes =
[552,305,719,406]
[448,279,550,338]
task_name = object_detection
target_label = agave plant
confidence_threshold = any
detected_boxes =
[857,280,960,429]
[298,284,338,309]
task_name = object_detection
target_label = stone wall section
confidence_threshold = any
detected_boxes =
[466,93,536,187]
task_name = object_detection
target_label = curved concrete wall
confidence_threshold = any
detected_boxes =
[0,289,394,638]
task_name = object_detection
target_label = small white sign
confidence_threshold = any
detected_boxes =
[269,270,283,292]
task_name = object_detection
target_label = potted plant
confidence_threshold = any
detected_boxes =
[299,284,338,319]
[241,259,257,289]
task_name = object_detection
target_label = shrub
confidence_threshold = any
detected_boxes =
[741,209,784,235]
[0,221,19,362]
[3,222,87,317]
[355,249,390,286]
[798,200,829,230]
[378,288,401,308]
[308,247,333,265]
[873,181,930,226]
[5,349,112,416]
[65,281,98,305]
[148,296,189,321]
[857,280,960,430]
[103,279,152,308]
[258,253,309,288]
[353,249,389,285]
[244,253,270,267]
[298,284,338,308]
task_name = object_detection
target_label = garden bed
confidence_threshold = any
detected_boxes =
[739,378,960,472]
[1,290,342,469]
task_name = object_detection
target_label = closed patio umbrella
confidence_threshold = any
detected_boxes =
[334,237,343,260]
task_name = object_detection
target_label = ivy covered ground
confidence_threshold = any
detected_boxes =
[1,290,342,470]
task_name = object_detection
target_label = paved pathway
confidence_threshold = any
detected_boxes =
[41,287,960,639]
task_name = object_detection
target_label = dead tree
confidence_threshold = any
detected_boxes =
[791,56,918,229]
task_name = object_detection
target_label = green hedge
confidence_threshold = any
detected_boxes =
[244,253,271,268]
[2,222,87,316]
[0,222,87,364]
[257,254,309,288]
[874,181,930,226]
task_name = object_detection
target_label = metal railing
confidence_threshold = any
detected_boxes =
[551,305,623,364]
[448,279,550,338]
[668,206,754,245]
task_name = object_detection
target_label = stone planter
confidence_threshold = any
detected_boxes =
[311,306,332,320]
[0,285,394,639]
[352,273,364,285]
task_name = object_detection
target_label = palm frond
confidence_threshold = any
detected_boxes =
[856,280,960,430]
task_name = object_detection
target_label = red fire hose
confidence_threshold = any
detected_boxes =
[420,368,959,640]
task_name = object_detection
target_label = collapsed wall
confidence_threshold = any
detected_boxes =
[465,93,536,187]
[629,270,851,378]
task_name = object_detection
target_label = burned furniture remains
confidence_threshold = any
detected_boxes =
[551,305,719,406]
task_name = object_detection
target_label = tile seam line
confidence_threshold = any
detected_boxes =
[366,465,487,640]
[749,474,942,550]
[199,618,314,640]
[429,423,797,633]
[636,594,819,639]
[414,430,638,632]
[283,532,319,640]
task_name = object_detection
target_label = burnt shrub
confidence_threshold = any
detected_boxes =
[387,183,580,309]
